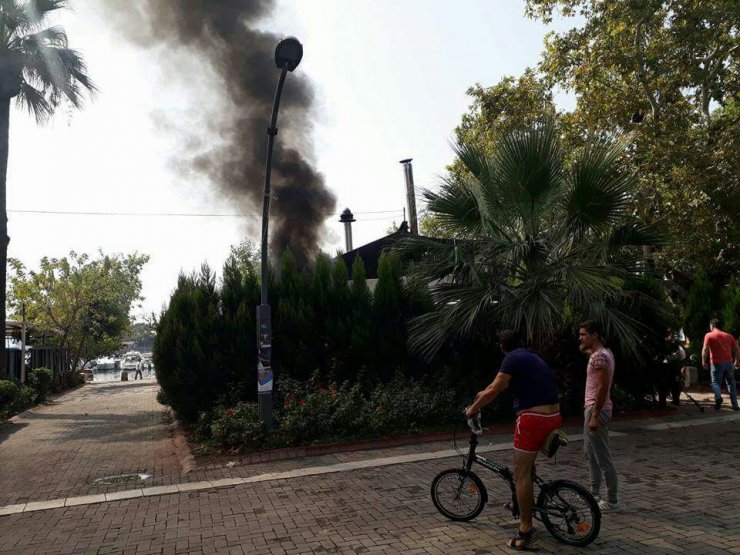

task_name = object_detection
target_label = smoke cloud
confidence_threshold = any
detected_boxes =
[101,0,336,266]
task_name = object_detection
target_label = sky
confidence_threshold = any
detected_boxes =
[7,0,577,318]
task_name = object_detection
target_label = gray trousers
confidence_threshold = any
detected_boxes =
[583,409,618,503]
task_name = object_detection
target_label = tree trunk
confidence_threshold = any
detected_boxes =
[0,99,10,379]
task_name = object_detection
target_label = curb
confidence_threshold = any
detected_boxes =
[168,416,195,475]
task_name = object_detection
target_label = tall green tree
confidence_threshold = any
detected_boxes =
[421,69,569,240]
[524,0,739,273]
[273,250,316,381]
[347,256,373,383]
[455,69,558,152]
[325,257,350,381]
[8,251,148,372]
[219,253,259,403]
[0,0,96,376]
[372,252,404,381]
[400,120,669,360]
[721,278,740,337]
[682,270,713,352]
[154,265,220,422]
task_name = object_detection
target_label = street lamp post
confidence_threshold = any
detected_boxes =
[257,37,304,431]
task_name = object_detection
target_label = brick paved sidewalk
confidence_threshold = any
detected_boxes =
[2,381,740,553]
[0,380,182,506]
[1,417,738,554]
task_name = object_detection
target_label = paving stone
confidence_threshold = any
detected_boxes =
[0,380,180,507]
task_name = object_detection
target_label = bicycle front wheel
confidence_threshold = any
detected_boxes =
[430,469,487,522]
[537,480,601,546]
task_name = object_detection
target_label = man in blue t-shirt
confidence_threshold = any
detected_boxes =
[465,330,561,551]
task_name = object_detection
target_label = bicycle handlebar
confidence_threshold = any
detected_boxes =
[466,411,483,435]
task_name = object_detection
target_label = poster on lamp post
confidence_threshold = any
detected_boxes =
[257,305,273,393]
[257,358,272,393]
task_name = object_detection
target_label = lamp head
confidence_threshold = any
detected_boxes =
[275,37,303,71]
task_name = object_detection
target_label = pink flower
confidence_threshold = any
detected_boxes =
[225,408,234,417]
[284,399,290,407]
[299,400,305,406]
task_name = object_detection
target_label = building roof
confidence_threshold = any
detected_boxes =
[339,221,410,279]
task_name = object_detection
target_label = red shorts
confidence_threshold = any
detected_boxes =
[514,412,563,453]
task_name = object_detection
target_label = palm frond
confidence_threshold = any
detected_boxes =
[606,222,663,248]
[563,138,633,235]
[422,177,483,237]
[0,0,28,35]
[584,295,664,361]
[20,41,96,109]
[3,1,94,120]
[490,118,564,236]
[451,139,493,187]
[408,283,496,359]
[21,25,67,47]
[16,80,52,122]
[23,0,66,28]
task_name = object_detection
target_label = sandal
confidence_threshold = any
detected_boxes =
[508,528,538,551]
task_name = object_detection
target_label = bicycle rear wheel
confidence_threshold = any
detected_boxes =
[430,469,487,522]
[537,480,601,546]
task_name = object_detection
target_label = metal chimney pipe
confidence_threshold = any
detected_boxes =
[339,208,356,251]
[399,158,418,234]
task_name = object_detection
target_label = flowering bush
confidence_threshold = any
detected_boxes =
[277,380,369,445]
[206,403,265,450]
[201,373,459,450]
[366,376,457,434]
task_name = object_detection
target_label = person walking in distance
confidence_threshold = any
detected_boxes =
[134,360,143,380]
[579,320,620,512]
[702,319,740,411]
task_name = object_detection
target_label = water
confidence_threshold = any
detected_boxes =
[92,368,156,383]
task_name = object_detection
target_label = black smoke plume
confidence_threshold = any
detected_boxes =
[102,0,336,266]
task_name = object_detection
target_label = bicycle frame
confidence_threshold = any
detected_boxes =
[460,431,550,519]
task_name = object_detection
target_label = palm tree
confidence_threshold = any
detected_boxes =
[0,0,95,377]
[399,119,669,361]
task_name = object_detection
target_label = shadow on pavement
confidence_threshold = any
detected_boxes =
[0,421,29,444]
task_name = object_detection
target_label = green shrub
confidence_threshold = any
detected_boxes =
[367,375,457,435]
[202,374,459,450]
[156,388,170,406]
[0,380,17,419]
[207,403,265,449]
[27,368,54,403]
[276,381,368,445]
[14,385,36,412]
[0,380,37,419]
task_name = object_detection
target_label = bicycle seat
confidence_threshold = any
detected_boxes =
[540,429,569,458]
